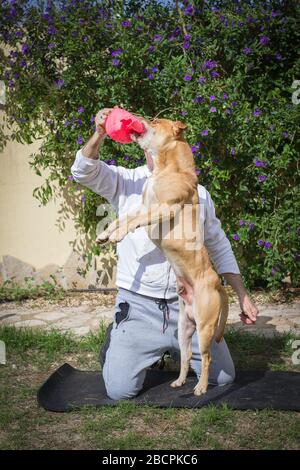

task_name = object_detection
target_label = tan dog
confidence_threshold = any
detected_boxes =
[97,117,228,395]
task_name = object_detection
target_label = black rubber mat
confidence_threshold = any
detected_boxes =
[37,363,300,412]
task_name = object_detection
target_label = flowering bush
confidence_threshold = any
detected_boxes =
[1,0,299,288]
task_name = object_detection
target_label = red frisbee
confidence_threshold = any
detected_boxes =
[104,107,145,144]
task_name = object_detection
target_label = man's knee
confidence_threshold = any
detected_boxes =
[215,363,236,386]
[104,378,140,401]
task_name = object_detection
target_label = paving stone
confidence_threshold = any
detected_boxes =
[54,314,92,330]
[70,326,90,336]
[34,311,68,322]
[14,319,46,327]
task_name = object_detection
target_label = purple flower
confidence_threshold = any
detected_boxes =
[183,41,190,50]
[258,175,266,183]
[232,101,238,108]
[203,60,217,70]
[265,241,273,249]
[253,108,262,117]
[282,131,289,138]
[64,120,70,127]
[68,175,74,181]
[112,59,120,66]
[48,43,55,49]
[223,93,228,100]
[124,154,130,161]
[20,59,27,68]
[77,106,85,114]
[259,35,270,46]
[232,234,240,241]
[201,130,209,136]
[122,20,131,27]
[210,71,219,78]
[225,108,232,115]
[148,45,155,53]
[255,159,267,167]
[77,136,84,145]
[55,79,65,88]
[151,65,159,73]
[197,76,206,83]
[243,47,252,55]
[21,44,30,55]
[111,48,123,56]
[231,148,236,155]
[184,75,192,81]
[275,52,283,61]
[258,239,265,247]
[153,34,162,42]
[191,145,199,154]
[81,195,86,205]
[42,13,52,22]
[106,159,116,165]
[209,106,217,113]
[239,220,245,226]
[48,26,57,35]
[184,5,194,15]
[271,267,279,276]
[209,95,215,101]
[248,222,255,231]
[147,73,154,80]
[195,168,201,176]
[193,95,205,104]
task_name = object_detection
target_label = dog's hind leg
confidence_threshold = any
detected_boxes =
[171,297,195,389]
[192,283,222,396]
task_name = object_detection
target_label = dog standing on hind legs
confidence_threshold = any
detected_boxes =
[97,116,229,395]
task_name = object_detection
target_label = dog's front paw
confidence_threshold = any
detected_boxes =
[170,378,186,388]
[109,224,131,243]
[96,231,110,244]
[193,381,208,396]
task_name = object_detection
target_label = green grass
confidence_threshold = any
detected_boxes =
[0,325,299,450]
[0,278,65,302]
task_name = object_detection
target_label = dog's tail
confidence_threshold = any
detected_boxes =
[215,286,229,343]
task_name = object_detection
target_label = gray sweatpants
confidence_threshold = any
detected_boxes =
[102,287,235,400]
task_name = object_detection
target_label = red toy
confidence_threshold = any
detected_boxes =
[104,107,145,144]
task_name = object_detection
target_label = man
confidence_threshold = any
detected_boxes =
[71,108,259,400]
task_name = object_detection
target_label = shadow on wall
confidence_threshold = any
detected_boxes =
[0,251,117,290]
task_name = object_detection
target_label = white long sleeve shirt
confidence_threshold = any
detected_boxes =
[71,149,240,299]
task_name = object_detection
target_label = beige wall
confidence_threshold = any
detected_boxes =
[0,111,76,270]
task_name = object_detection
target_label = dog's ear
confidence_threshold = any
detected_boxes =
[172,121,188,136]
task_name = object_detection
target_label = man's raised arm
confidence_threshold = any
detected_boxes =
[71,109,129,209]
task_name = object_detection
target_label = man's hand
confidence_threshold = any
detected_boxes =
[82,106,119,159]
[95,105,119,136]
[94,108,113,136]
[239,294,259,325]
[222,273,259,326]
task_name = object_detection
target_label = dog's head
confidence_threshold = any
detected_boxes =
[131,117,188,153]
